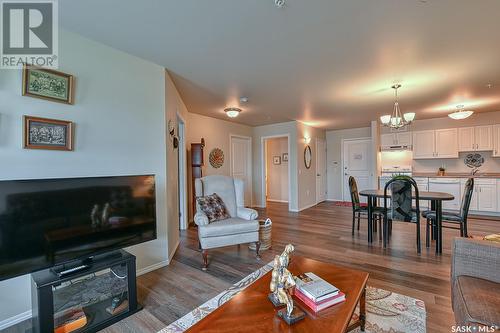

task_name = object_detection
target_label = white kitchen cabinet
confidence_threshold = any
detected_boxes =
[458,127,475,152]
[475,125,493,151]
[413,130,435,159]
[435,128,459,158]
[498,180,500,211]
[414,177,429,209]
[380,132,412,148]
[413,129,458,159]
[461,178,497,212]
[459,126,493,152]
[493,125,500,157]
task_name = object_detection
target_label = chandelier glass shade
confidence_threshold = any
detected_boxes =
[224,107,242,118]
[380,84,415,129]
[448,105,474,120]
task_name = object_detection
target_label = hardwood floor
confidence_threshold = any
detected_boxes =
[3,201,498,333]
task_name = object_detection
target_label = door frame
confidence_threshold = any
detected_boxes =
[260,134,292,211]
[229,134,253,207]
[315,137,327,204]
[341,137,372,202]
[177,112,188,230]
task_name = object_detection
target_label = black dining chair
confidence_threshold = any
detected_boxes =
[422,178,474,247]
[348,176,383,238]
[382,175,421,254]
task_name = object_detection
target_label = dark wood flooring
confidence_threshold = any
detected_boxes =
[3,202,498,333]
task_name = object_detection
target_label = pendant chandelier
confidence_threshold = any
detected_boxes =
[380,84,415,129]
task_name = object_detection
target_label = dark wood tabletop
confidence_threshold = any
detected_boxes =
[185,256,369,333]
[359,189,455,201]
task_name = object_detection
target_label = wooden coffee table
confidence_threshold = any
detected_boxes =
[186,256,369,333]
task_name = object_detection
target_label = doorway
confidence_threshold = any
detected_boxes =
[177,115,188,230]
[230,135,253,207]
[316,138,327,204]
[342,138,372,203]
[262,135,291,209]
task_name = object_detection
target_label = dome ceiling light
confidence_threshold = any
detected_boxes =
[380,84,415,129]
[448,105,474,120]
[225,107,242,118]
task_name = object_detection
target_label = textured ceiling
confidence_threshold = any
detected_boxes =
[60,0,500,129]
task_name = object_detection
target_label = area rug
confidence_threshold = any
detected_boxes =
[159,262,426,333]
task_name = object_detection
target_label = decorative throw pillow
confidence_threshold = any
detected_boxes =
[196,193,231,223]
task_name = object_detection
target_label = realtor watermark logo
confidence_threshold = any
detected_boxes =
[1,0,58,69]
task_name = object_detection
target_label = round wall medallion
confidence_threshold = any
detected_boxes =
[464,153,484,169]
[209,148,224,169]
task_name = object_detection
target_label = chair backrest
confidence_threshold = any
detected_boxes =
[195,175,239,217]
[459,178,474,220]
[384,175,419,222]
[348,176,361,210]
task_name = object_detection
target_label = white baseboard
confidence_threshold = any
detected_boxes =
[266,199,289,203]
[252,204,266,208]
[136,259,170,276]
[0,310,32,330]
[297,202,317,212]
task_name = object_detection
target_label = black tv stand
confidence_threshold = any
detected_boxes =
[31,250,141,333]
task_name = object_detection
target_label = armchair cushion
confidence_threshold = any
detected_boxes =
[196,193,231,223]
[237,207,258,220]
[453,275,500,327]
[198,218,259,238]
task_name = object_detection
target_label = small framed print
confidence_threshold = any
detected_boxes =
[24,116,74,151]
[22,64,74,104]
[282,153,288,162]
[273,156,281,165]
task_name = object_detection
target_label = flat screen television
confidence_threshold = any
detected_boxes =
[0,175,157,281]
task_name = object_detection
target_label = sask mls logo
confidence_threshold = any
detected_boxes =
[1,0,58,69]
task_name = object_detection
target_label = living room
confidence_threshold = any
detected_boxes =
[0,1,499,333]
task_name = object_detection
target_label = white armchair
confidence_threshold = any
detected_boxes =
[195,175,260,270]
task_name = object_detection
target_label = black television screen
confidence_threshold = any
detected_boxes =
[0,175,157,281]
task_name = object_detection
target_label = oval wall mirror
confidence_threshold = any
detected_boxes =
[304,145,312,169]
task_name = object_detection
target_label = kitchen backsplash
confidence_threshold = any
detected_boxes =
[381,151,500,173]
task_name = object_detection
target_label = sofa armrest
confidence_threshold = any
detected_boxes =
[451,237,500,285]
[194,211,209,226]
[237,207,258,220]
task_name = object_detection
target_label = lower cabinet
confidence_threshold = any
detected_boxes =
[461,179,498,213]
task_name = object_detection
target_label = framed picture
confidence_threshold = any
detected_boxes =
[273,156,281,165]
[22,64,74,104]
[24,116,74,151]
[282,153,288,162]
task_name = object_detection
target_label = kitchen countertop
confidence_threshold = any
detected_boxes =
[412,172,500,178]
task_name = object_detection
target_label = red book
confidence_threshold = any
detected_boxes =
[294,288,346,313]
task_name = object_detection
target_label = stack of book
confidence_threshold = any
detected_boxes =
[294,272,346,313]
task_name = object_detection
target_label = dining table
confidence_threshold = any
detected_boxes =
[359,189,455,254]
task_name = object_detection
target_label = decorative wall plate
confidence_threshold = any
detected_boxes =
[209,148,224,168]
[464,153,484,169]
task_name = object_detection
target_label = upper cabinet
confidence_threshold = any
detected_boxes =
[458,126,493,152]
[413,128,458,159]
[493,124,500,157]
[380,132,412,148]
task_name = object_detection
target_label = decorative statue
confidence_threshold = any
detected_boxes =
[268,244,305,325]
[101,203,111,226]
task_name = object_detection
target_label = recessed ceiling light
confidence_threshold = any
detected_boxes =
[486,83,493,89]
[239,97,249,103]
[225,107,242,118]
[275,0,285,8]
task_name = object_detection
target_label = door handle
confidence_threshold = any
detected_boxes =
[317,174,321,177]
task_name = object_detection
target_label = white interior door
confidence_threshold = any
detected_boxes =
[231,136,252,207]
[316,138,327,203]
[343,139,371,203]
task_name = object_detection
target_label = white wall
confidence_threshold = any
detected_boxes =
[265,137,289,202]
[253,122,298,210]
[326,127,371,201]
[296,122,326,210]
[186,113,253,219]
[0,30,169,325]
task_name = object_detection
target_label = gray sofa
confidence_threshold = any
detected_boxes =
[451,237,500,328]
[194,175,260,270]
